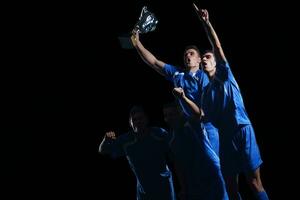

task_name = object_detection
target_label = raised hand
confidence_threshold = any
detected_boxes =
[193,3,209,23]
[131,29,140,47]
[172,87,185,99]
[105,131,117,140]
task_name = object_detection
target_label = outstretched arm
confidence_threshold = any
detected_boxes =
[193,4,227,63]
[131,31,166,76]
[172,87,204,120]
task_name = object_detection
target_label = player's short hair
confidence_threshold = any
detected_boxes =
[202,49,214,57]
[184,45,201,57]
[129,105,146,119]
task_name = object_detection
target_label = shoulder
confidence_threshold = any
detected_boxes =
[217,60,230,71]
[195,69,209,82]
[116,132,135,144]
[164,63,177,69]
[163,64,183,74]
[150,127,169,141]
[151,127,168,135]
[195,69,206,76]
[216,61,234,81]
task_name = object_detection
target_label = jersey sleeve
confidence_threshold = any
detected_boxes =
[162,64,180,81]
[217,61,239,87]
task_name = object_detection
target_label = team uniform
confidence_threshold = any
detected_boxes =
[100,127,176,200]
[167,119,228,200]
[163,64,220,155]
[201,60,263,175]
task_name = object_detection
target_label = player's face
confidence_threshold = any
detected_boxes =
[163,107,181,128]
[184,49,201,69]
[201,52,216,75]
[130,112,148,132]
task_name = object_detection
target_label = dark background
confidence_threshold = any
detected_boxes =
[4,0,296,199]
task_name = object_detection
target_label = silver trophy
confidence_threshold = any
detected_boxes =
[134,6,158,33]
[119,6,158,49]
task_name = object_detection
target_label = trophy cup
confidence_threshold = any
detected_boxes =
[133,6,158,34]
[118,6,158,49]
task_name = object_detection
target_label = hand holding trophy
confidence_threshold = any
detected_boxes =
[119,6,158,49]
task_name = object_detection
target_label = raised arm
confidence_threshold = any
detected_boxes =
[172,87,204,120]
[99,131,117,154]
[193,4,227,63]
[131,30,166,76]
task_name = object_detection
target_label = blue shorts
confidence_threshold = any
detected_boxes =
[220,124,263,176]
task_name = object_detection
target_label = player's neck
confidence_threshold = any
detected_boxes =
[208,72,215,79]
[137,127,150,138]
[187,66,199,74]
[208,68,217,79]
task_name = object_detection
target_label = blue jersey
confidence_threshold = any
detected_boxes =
[202,61,251,131]
[202,61,263,175]
[100,127,175,200]
[167,120,228,200]
[163,64,219,155]
[163,64,209,117]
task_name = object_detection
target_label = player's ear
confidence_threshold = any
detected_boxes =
[129,118,134,128]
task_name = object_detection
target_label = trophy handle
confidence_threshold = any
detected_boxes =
[134,6,158,34]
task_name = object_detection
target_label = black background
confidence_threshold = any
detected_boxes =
[4,0,296,199]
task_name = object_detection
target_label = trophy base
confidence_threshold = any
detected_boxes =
[118,33,134,49]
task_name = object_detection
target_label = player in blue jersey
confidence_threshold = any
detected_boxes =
[163,88,228,200]
[99,106,176,200]
[131,29,219,156]
[193,4,269,200]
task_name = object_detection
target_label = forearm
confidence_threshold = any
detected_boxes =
[182,96,203,119]
[202,21,226,62]
[203,21,221,49]
[98,138,113,154]
[132,36,166,75]
[136,41,159,66]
